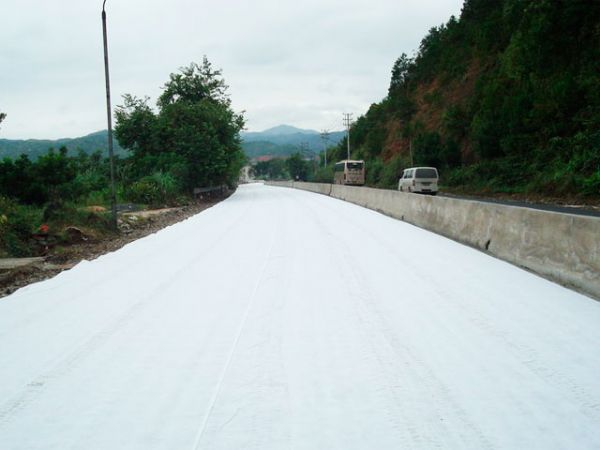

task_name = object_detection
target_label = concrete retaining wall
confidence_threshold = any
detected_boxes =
[267,181,600,299]
[294,182,332,196]
[266,181,294,188]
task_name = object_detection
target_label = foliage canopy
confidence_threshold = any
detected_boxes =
[336,0,600,195]
[115,57,246,191]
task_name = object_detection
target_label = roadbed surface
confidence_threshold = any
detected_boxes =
[1,183,599,449]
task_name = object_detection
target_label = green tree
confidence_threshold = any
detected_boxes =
[0,112,5,129]
[115,58,246,191]
[158,58,230,108]
[253,159,288,180]
[114,95,159,157]
[0,147,81,205]
[389,53,413,94]
[286,153,309,181]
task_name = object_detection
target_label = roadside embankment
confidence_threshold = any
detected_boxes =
[0,196,230,298]
[267,181,600,299]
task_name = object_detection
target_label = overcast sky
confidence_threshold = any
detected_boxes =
[1,0,463,139]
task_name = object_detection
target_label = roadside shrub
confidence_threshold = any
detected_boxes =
[84,188,110,206]
[313,166,334,183]
[378,155,408,189]
[366,158,384,186]
[72,171,108,200]
[127,172,179,206]
[43,201,89,224]
[0,196,43,257]
[582,170,600,196]
[128,178,160,205]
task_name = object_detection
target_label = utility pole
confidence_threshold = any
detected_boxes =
[102,0,117,231]
[320,130,330,166]
[343,113,353,160]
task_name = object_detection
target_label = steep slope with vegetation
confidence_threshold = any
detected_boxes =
[328,0,600,197]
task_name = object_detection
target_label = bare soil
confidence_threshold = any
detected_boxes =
[0,196,228,299]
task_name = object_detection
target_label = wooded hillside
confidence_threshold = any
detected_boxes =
[332,0,600,196]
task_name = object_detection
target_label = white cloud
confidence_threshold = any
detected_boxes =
[0,0,463,139]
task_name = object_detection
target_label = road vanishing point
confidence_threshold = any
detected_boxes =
[1,183,599,449]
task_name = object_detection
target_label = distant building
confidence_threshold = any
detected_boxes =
[254,155,276,163]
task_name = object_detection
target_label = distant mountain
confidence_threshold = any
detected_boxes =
[254,124,318,136]
[241,125,345,159]
[242,140,301,159]
[0,125,345,162]
[0,130,128,160]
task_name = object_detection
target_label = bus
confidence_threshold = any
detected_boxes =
[334,160,365,185]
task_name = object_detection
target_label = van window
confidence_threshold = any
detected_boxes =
[415,168,438,178]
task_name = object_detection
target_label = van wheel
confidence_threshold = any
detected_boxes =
[399,186,403,192]
[408,187,412,193]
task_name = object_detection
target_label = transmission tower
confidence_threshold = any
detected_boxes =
[320,130,330,166]
[342,113,353,160]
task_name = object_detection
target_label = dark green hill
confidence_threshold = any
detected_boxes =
[0,130,128,161]
[336,0,600,197]
[242,141,301,159]
[1,126,344,162]
[241,125,345,159]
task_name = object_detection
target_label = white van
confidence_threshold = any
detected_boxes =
[398,167,439,195]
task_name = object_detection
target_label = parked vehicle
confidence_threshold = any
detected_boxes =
[398,167,439,195]
[334,160,365,185]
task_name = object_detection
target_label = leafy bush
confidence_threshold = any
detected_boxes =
[366,158,384,186]
[0,196,43,256]
[84,188,111,206]
[378,155,408,189]
[313,166,334,183]
[582,170,600,196]
[127,172,179,206]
